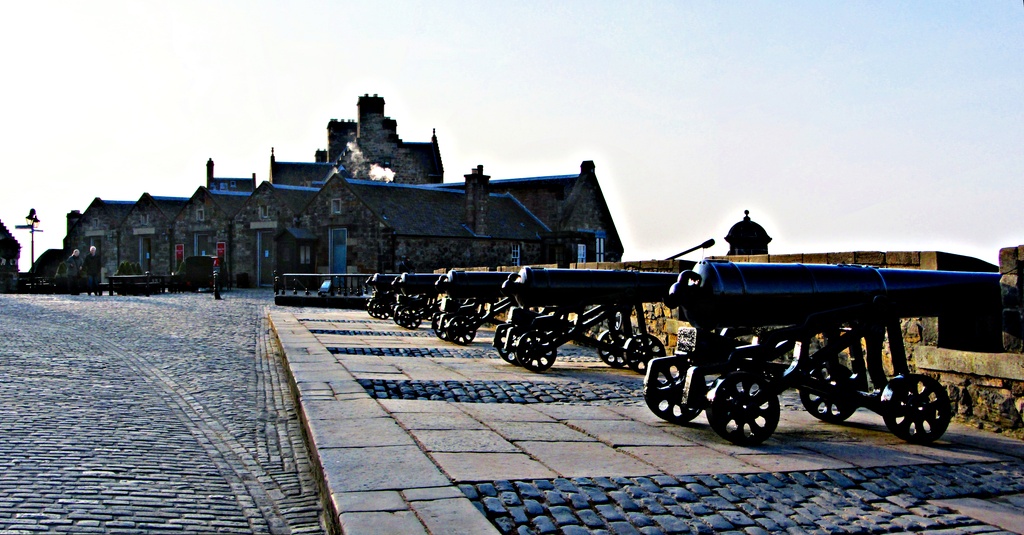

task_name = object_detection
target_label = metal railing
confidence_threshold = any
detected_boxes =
[274,273,374,297]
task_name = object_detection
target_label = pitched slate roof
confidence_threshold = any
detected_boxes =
[270,184,320,214]
[83,198,136,227]
[345,179,548,239]
[271,161,337,187]
[151,196,190,219]
[208,189,250,217]
[432,174,578,191]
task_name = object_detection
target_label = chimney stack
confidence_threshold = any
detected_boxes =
[464,165,490,235]
[206,158,214,187]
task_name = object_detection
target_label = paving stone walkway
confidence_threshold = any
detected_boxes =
[0,292,325,534]
[273,308,1024,535]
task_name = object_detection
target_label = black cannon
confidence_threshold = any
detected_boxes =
[433,271,515,345]
[391,273,444,330]
[365,274,399,319]
[497,267,685,372]
[644,260,1000,446]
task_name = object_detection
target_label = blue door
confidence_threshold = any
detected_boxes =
[331,228,347,274]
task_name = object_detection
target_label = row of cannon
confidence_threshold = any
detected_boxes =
[363,262,1000,447]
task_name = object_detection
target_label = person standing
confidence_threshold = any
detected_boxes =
[83,246,101,296]
[66,249,83,295]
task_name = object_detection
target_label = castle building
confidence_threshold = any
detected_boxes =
[60,95,622,286]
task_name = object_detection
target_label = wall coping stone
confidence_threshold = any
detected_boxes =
[915,346,1024,382]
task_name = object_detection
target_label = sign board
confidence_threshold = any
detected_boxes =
[216,241,226,259]
[175,244,184,262]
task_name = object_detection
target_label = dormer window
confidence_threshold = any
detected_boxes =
[230,180,237,189]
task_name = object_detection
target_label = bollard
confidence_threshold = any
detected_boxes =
[145,271,151,297]
[214,271,222,300]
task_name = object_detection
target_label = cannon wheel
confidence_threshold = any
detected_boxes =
[799,362,858,424]
[625,334,666,374]
[643,355,702,424]
[431,312,443,333]
[493,324,520,366]
[880,374,951,444]
[394,307,422,330]
[446,315,477,346]
[434,313,452,341]
[515,331,557,372]
[597,330,628,368]
[706,371,780,446]
[367,299,392,320]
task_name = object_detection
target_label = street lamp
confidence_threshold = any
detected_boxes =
[14,208,42,273]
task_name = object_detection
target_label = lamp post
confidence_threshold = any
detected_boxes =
[14,208,42,273]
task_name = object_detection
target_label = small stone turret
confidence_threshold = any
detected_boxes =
[725,210,771,255]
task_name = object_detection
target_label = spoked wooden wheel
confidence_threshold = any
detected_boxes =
[706,371,780,446]
[597,330,628,368]
[514,331,557,372]
[625,333,665,374]
[799,362,858,424]
[446,315,476,346]
[881,374,951,444]
[434,313,452,341]
[643,355,702,424]
[493,324,519,365]
[394,307,422,330]
[367,299,392,319]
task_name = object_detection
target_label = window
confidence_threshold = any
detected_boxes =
[511,243,521,266]
[218,183,226,190]
[577,244,587,264]
[196,207,204,222]
[140,213,149,225]
[259,205,270,219]
[299,245,311,265]
[331,199,342,214]
[230,181,237,189]
[596,237,605,262]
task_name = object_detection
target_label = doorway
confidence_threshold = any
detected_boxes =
[257,231,275,286]
[330,228,347,274]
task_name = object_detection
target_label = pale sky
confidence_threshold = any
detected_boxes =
[2,1,1021,271]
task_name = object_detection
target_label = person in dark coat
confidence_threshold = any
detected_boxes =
[83,246,101,296]
[66,249,83,295]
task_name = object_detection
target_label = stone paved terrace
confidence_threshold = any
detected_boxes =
[2,292,1023,535]
[272,308,1024,535]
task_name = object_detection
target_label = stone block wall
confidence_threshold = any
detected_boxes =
[912,245,1024,437]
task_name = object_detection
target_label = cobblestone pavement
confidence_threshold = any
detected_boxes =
[0,291,324,535]
[460,463,1024,534]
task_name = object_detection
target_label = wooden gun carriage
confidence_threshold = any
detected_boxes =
[496,267,684,373]
[644,260,1000,446]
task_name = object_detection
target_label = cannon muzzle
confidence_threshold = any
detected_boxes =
[501,267,680,307]
[366,273,398,289]
[436,271,514,299]
[667,260,1000,330]
[392,273,443,296]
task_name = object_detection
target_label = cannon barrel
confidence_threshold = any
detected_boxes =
[501,267,683,307]
[366,273,398,289]
[392,273,443,296]
[436,271,515,299]
[667,260,1001,330]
